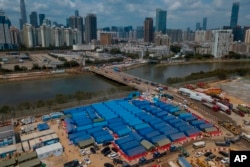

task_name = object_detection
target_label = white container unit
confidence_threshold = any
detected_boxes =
[22,141,30,152]
[36,142,63,160]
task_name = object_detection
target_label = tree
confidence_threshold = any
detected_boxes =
[170,45,181,54]
[14,65,21,71]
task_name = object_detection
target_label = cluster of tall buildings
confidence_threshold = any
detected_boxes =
[0,0,250,58]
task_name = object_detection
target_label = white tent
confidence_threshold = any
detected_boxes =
[36,142,63,159]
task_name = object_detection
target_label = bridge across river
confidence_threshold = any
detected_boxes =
[90,66,234,125]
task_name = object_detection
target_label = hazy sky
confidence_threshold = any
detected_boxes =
[1,0,250,30]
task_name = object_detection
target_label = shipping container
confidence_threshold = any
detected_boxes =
[119,141,140,150]
[178,156,192,167]
[168,132,186,142]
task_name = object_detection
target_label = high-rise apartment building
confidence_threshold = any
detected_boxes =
[19,0,27,29]
[100,33,112,45]
[156,9,167,34]
[39,14,45,26]
[144,17,153,43]
[166,29,182,43]
[10,26,20,45]
[230,2,240,28]
[68,15,83,43]
[30,11,38,27]
[22,23,33,48]
[202,17,207,30]
[195,30,212,43]
[136,26,144,40]
[211,30,233,58]
[0,10,12,49]
[85,14,97,44]
[245,29,250,44]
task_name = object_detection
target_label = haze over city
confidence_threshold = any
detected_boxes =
[1,0,250,29]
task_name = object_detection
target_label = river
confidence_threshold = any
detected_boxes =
[0,62,249,106]
[125,62,250,84]
[0,73,123,105]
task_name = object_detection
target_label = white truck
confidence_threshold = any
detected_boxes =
[241,133,250,142]
[168,161,179,167]
[192,141,206,149]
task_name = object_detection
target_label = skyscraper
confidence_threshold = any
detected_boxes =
[230,2,240,28]
[85,14,97,44]
[156,9,167,34]
[39,14,45,26]
[202,17,207,30]
[19,0,27,29]
[30,11,38,27]
[0,10,12,49]
[68,15,83,43]
[75,10,79,17]
[196,22,201,31]
[144,17,153,43]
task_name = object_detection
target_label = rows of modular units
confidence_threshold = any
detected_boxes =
[20,128,59,152]
[62,98,219,161]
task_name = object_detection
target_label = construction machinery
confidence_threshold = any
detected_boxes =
[194,158,209,167]
[218,121,242,135]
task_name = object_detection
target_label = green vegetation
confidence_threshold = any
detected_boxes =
[170,45,181,54]
[167,68,250,84]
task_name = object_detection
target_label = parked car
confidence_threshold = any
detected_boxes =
[111,147,118,152]
[104,163,114,167]
[209,154,216,159]
[195,152,203,158]
[108,152,119,159]
[219,151,229,157]
[113,158,123,164]
[204,151,212,157]
[104,150,111,156]
[101,147,110,154]
[84,158,91,164]
[90,147,96,154]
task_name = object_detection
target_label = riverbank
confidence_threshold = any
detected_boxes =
[157,59,250,67]
[0,68,85,84]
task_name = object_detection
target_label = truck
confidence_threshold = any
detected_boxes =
[170,144,189,157]
[241,133,250,142]
[189,94,202,101]
[192,141,206,149]
[216,102,231,115]
[215,140,230,147]
[201,96,215,104]
[202,103,219,112]
[224,135,241,143]
[178,88,193,96]
[232,109,245,117]
[21,124,36,133]
[21,116,35,125]
[178,156,192,167]
[168,161,179,167]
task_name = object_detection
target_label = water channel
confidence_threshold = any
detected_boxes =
[0,62,249,105]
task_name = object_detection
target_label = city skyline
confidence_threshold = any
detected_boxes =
[1,0,250,30]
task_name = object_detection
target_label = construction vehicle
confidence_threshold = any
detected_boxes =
[204,88,222,95]
[194,158,209,167]
[169,144,189,157]
[215,140,230,147]
[243,120,250,125]
[224,135,241,143]
[218,121,242,135]
[237,105,250,114]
